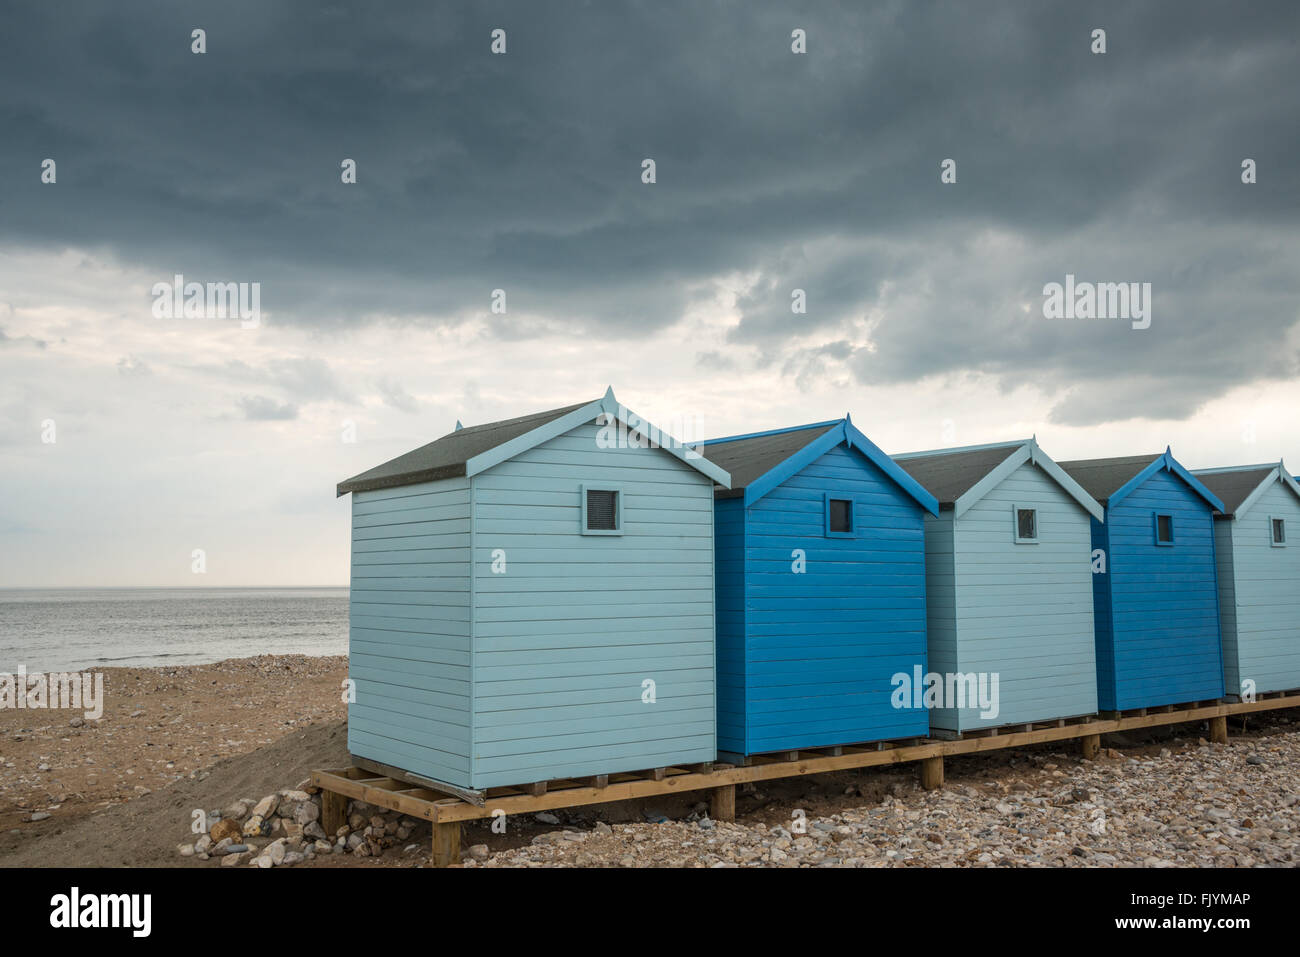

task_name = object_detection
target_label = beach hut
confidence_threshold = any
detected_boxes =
[1058,450,1226,711]
[697,417,939,760]
[892,439,1104,735]
[335,388,730,797]
[1193,463,1300,699]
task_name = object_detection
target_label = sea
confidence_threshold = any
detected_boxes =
[0,588,348,673]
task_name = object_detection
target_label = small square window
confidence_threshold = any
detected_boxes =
[1155,513,1174,545]
[581,486,621,535]
[1014,506,1038,543]
[827,497,853,536]
[1272,517,1287,547]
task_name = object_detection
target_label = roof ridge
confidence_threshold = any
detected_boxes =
[892,438,1031,460]
[1192,463,1281,475]
[698,419,843,446]
[454,399,596,435]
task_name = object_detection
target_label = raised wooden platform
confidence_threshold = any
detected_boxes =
[311,692,1300,866]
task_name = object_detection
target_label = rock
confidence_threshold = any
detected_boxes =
[283,851,305,866]
[195,835,213,853]
[468,844,490,861]
[268,841,287,865]
[283,790,312,803]
[69,717,85,728]
[221,851,248,867]
[304,821,326,841]
[251,794,280,820]
[253,855,273,868]
[1246,755,1264,766]
[242,815,267,837]
[28,812,50,822]
[177,843,195,857]
[223,800,250,821]
[535,812,561,825]
[295,802,320,825]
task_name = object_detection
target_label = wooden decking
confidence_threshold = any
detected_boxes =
[311,692,1300,866]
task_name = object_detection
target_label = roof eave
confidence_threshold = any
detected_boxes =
[337,463,469,496]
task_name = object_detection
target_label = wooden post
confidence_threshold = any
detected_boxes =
[709,784,735,822]
[919,756,944,791]
[1209,715,1229,744]
[321,789,347,836]
[432,821,461,867]
[1080,733,1101,760]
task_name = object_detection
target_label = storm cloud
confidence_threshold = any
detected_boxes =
[1,1,1297,585]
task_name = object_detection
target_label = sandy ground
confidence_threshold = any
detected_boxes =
[2,654,1297,867]
[0,655,348,865]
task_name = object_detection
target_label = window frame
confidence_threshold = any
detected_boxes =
[824,493,855,538]
[580,483,623,536]
[1154,512,1175,547]
[1012,504,1039,544]
[1270,516,1287,547]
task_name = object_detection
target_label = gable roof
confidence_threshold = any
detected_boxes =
[1057,448,1224,513]
[337,387,730,496]
[1192,462,1300,519]
[699,418,938,514]
[697,422,840,491]
[893,439,1104,521]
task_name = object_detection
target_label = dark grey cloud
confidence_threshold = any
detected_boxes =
[2,1,1298,424]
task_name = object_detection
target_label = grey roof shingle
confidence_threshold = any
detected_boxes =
[1055,454,1162,504]
[699,423,839,497]
[892,444,1024,507]
[1192,467,1277,516]
[337,399,594,496]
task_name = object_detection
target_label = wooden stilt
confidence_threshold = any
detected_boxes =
[710,784,736,822]
[1080,733,1101,760]
[431,821,461,867]
[919,756,944,790]
[321,789,347,836]
[1209,715,1229,744]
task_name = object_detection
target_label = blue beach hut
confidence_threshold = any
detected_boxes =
[1058,450,1226,711]
[335,388,731,797]
[893,439,1105,735]
[697,417,939,761]
[1194,463,1300,700]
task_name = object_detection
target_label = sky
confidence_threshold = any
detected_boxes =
[1,1,1297,587]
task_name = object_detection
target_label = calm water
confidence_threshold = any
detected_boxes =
[0,588,348,672]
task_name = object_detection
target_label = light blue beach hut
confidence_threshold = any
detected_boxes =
[697,418,939,761]
[336,388,730,798]
[893,439,1104,735]
[1058,450,1226,711]
[1194,463,1300,700]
